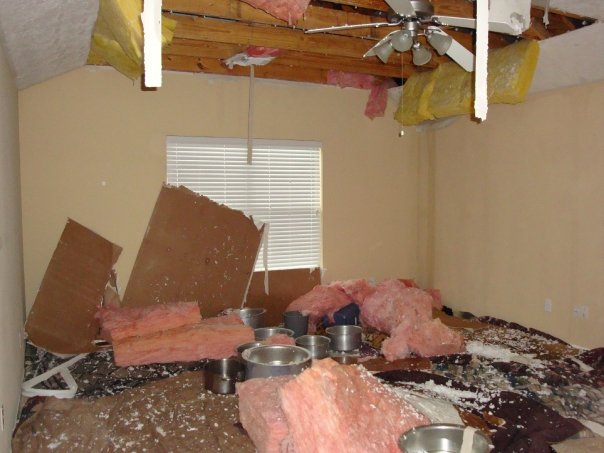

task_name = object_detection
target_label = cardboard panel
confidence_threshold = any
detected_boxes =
[25,219,122,354]
[246,268,321,326]
[122,185,263,318]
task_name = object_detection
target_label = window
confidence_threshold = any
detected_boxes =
[167,136,321,271]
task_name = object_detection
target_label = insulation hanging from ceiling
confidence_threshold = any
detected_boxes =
[86,0,176,80]
[396,40,540,126]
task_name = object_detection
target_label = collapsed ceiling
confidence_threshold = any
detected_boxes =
[0,0,601,90]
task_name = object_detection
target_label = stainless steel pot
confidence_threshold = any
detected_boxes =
[204,358,245,394]
[238,307,267,329]
[254,327,295,341]
[325,325,362,352]
[295,335,331,359]
[399,424,490,453]
[242,345,311,379]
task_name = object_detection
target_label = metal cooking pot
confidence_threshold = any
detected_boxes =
[242,345,311,379]
[204,358,245,394]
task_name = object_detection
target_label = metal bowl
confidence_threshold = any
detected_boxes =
[325,325,362,352]
[238,307,267,329]
[254,327,295,341]
[295,335,331,359]
[399,424,490,453]
[242,345,311,379]
[235,341,263,358]
[204,358,245,395]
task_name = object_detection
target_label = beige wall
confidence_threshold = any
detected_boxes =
[19,68,421,312]
[0,42,25,450]
[431,80,604,348]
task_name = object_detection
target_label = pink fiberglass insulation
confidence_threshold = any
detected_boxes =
[237,375,295,453]
[241,0,311,24]
[381,318,464,361]
[112,323,254,366]
[286,285,352,333]
[424,288,443,310]
[326,70,397,119]
[199,313,244,325]
[360,279,433,334]
[264,334,296,346]
[329,279,376,305]
[365,78,398,119]
[96,302,201,342]
[280,359,429,453]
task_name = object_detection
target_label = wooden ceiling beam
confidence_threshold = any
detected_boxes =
[164,0,392,39]
[169,14,438,68]
[166,38,411,78]
[163,54,331,84]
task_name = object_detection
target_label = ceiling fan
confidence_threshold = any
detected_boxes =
[306,0,531,72]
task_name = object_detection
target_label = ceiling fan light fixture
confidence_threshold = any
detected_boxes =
[374,41,395,63]
[426,30,453,55]
[390,30,414,52]
[412,42,432,66]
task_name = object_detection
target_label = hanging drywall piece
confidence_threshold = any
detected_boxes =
[474,0,489,121]
[141,0,162,87]
[122,185,264,318]
[248,65,255,164]
[543,0,551,27]
[25,219,122,354]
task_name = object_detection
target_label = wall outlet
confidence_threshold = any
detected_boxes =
[573,305,589,319]
[544,298,553,313]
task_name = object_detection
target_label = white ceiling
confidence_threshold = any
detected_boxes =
[0,0,601,90]
[0,0,98,89]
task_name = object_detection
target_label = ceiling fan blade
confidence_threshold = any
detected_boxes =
[426,28,474,72]
[432,15,523,36]
[305,21,400,34]
[385,0,417,17]
[445,38,475,72]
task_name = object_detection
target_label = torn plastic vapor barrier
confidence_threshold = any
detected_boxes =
[86,0,176,80]
[398,40,540,125]
[224,47,282,69]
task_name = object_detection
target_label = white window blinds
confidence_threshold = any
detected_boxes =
[167,136,322,271]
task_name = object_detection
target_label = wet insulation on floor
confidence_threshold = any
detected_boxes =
[13,315,604,453]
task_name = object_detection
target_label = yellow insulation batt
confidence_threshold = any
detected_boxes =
[397,40,540,125]
[87,0,176,80]
[394,70,437,125]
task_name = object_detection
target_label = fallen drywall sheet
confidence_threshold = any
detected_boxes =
[25,219,122,354]
[122,185,264,317]
[247,268,321,325]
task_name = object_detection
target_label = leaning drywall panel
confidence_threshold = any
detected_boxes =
[25,219,122,354]
[122,185,264,318]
